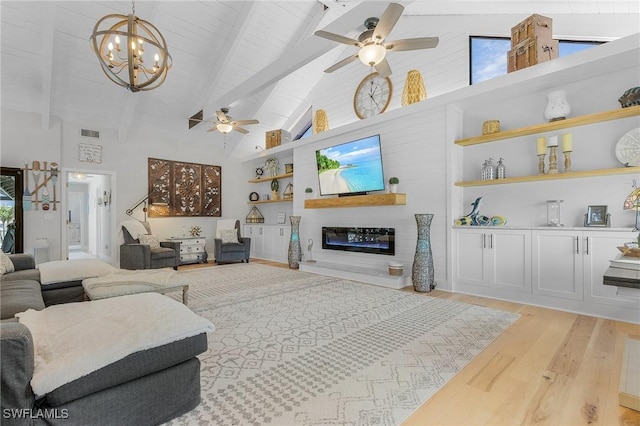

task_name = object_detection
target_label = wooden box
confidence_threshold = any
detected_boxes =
[507,37,559,73]
[265,129,291,149]
[511,14,553,46]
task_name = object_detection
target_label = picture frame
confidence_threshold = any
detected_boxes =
[276,212,286,224]
[585,205,609,227]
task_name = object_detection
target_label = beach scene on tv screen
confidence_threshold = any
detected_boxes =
[316,135,384,195]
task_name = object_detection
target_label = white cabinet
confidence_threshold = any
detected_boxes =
[531,230,636,305]
[243,224,290,262]
[454,228,531,293]
[168,237,207,265]
[582,230,639,310]
[531,230,583,300]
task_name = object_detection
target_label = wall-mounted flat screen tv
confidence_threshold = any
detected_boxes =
[315,134,385,196]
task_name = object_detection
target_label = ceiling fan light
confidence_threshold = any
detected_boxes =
[217,123,233,133]
[359,44,386,66]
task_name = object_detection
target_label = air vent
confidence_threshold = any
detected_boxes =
[81,129,100,138]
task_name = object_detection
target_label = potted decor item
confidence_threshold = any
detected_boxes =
[388,177,399,193]
[271,178,279,200]
[305,187,313,199]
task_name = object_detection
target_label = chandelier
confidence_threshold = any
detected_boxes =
[90,1,171,92]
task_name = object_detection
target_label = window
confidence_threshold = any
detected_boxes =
[470,36,603,85]
[293,122,313,140]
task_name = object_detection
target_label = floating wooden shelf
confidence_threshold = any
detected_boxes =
[304,193,406,209]
[248,172,293,183]
[455,167,640,187]
[248,198,293,204]
[454,106,640,146]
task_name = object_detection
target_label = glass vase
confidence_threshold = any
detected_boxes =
[412,213,434,292]
[288,216,301,269]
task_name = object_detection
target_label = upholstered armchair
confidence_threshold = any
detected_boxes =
[213,219,251,264]
[120,221,180,270]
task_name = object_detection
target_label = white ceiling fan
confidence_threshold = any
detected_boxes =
[314,2,439,77]
[205,108,259,134]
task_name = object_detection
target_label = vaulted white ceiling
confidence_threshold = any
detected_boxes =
[1,1,638,158]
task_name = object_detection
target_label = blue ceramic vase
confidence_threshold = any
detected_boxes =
[288,216,301,269]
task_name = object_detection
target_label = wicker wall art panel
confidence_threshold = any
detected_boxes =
[148,158,221,217]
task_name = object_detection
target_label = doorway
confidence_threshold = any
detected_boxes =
[0,167,24,253]
[65,171,115,262]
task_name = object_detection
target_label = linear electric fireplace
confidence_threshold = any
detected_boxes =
[322,227,395,255]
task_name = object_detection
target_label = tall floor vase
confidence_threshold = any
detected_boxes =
[412,214,434,292]
[288,216,301,269]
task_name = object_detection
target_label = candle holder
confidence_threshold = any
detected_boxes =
[537,154,546,175]
[548,146,559,174]
[563,150,572,172]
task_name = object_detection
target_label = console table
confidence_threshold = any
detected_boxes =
[168,237,208,265]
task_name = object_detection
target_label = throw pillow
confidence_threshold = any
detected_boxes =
[0,251,15,275]
[138,234,161,249]
[220,229,239,244]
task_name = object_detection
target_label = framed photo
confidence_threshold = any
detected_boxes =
[585,205,608,227]
[276,212,286,224]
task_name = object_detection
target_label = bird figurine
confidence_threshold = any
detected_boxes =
[466,197,482,225]
[307,239,315,263]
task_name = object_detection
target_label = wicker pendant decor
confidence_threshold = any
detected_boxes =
[313,109,329,134]
[401,70,427,106]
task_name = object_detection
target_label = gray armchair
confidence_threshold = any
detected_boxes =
[214,220,251,264]
[120,222,180,270]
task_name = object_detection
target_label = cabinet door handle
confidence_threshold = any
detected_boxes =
[575,236,580,254]
[585,237,589,255]
[482,234,486,249]
[489,234,493,249]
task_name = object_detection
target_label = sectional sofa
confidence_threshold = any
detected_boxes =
[1,254,211,425]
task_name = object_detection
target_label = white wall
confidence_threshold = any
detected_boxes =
[286,101,452,290]
[1,108,245,262]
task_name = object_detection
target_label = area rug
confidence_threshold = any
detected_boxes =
[166,264,519,426]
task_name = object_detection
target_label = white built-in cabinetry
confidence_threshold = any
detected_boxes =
[453,227,639,322]
[454,227,531,292]
[243,224,290,263]
[450,35,640,323]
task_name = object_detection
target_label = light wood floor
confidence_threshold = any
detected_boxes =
[181,259,640,425]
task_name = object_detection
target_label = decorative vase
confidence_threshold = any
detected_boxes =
[288,216,301,269]
[544,89,570,122]
[313,109,329,134]
[412,213,434,293]
[401,69,427,106]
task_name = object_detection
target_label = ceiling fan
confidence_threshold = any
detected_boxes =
[314,2,439,78]
[206,108,259,134]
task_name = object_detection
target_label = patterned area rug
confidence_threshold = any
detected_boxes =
[166,264,518,426]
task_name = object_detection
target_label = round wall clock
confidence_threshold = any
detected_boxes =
[353,72,392,120]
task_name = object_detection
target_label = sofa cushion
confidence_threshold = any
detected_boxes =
[16,292,214,397]
[0,268,40,283]
[220,228,239,243]
[43,333,208,406]
[139,234,161,248]
[0,280,45,320]
[0,251,15,275]
[151,246,176,259]
[221,242,246,253]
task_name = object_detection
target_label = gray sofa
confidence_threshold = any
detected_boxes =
[0,254,84,307]
[120,222,181,270]
[1,254,208,425]
[213,220,251,264]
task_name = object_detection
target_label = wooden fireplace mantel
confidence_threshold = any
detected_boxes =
[304,193,406,209]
